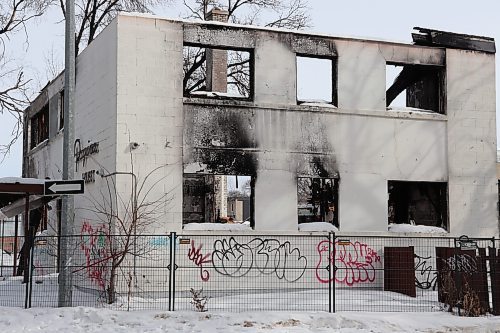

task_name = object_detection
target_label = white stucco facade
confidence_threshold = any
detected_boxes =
[23,14,498,238]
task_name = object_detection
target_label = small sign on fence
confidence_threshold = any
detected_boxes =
[337,239,350,246]
[179,238,190,245]
[456,235,478,251]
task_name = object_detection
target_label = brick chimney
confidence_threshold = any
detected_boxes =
[205,8,229,92]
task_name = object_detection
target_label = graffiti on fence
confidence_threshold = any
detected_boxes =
[315,240,381,286]
[443,254,477,274]
[414,254,437,290]
[188,240,212,281]
[80,221,110,288]
[150,236,170,247]
[212,237,307,282]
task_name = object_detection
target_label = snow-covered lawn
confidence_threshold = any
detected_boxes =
[1,306,500,332]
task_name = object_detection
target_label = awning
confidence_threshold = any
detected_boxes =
[0,177,59,219]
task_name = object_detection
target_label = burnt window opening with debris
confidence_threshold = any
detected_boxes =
[183,45,253,100]
[296,55,337,106]
[297,177,338,227]
[59,90,64,130]
[30,104,49,149]
[386,63,445,114]
[183,174,254,227]
[388,181,448,231]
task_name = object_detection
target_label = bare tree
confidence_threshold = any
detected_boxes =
[79,163,170,304]
[0,0,50,159]
[57,0,172,55]
[181,0,310,95]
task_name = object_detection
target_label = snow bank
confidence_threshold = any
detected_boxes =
[299,222,338,232]
[389,223,447,234]
[0,177,45,184]
[183,223,252,231]
[0,306,499,333]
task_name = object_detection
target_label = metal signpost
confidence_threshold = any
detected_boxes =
[59,0,76,307]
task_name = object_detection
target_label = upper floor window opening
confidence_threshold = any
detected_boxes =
[58,90,64,131]
[183,45,253,100]
[296,55,337,107]
[30,104,49,149]
[386,63,445,114]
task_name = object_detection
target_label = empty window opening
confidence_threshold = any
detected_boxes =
[183,46,252,99]
[297,177,338,227]
[30,104,49,149]
[388,181,448,230]
[59,90,64,130]
[296,56,336,106]
[183,174,254,227]
[386,63,444,114]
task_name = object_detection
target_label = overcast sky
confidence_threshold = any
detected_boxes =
[0,0,498,177]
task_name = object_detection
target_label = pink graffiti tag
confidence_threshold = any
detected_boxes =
[79,221,110,289]
[315,240,381,286]
[188,240,212,281]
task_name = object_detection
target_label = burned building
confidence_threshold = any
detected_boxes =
[22,13,497,237]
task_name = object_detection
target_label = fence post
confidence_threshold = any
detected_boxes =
[329,232,335,313]
[168,232,177,311]
[453,237,462,316]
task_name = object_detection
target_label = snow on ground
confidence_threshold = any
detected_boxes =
[1,306,500,333]
[299,222,338,232]
[388,223,448,234]
[183,223,252,231]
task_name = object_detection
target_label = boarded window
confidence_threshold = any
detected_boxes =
[388,181,448,230]
[386,63,445,114]
[183,46,252,99]
[30,104,49,149]
[297,177,338,227]
[183,174,254,227]
[296,56,336,106]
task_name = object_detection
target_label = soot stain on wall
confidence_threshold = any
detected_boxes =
[185,105,258,176]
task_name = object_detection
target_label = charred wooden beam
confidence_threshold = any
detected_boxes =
[386,64,442,111]
[413,27,496,54]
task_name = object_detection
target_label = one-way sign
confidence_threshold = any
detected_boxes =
[44,180,85,195]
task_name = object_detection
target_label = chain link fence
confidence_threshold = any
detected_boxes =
[1,232,499,314]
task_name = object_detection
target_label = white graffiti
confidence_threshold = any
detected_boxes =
[443,254,477,273]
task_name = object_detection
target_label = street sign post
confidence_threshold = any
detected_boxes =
[44,180,84,195]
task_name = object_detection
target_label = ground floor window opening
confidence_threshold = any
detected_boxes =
[388,180,448,231]
[297,177,338,227]
[183,174,254,227]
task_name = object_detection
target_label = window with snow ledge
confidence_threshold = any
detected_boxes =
[183,174,254,230]
[296,55,337,107]
[183,45,252,100]
[388,180,448,232]
[386,63,445,114]
[297,177,338,228]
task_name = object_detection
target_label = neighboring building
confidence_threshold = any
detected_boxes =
[22,13,497,237]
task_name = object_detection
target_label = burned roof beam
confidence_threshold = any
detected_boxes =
[412,27,496,54]
[386,65,439,107]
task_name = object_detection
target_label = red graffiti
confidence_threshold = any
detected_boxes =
[188,240,212,281]
[315,240,381,286]
[79,221,110,289]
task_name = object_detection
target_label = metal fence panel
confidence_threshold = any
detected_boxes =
[2,233,500,314]
[174,234,329,312]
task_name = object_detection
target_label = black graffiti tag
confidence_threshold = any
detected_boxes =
[211,237,307,282]
[414,254,437,290]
